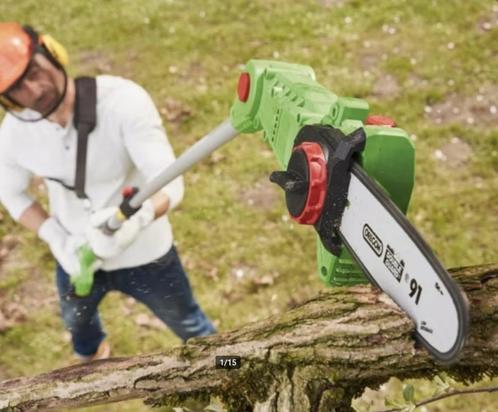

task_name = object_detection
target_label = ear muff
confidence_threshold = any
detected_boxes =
[39,34,69,67]
[21,26,68,69]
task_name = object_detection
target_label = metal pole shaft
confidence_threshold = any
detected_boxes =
[106,118,240,232]
[131,118,239,207]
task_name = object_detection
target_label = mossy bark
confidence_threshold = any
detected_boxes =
[0,263,497,412]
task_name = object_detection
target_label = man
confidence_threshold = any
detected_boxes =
[0,23,216,362]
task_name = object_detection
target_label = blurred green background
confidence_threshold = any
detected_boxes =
[0,0,496,411]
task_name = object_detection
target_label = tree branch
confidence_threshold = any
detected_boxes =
[0,263,497,412]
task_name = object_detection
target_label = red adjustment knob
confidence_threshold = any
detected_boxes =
[293,142,328,225]
[365,115,397,127]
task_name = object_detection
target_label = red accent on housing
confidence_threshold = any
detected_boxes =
[122,186,134,198]
[293,142,328,225]
[237,72,250,102]
[365,115,397,127]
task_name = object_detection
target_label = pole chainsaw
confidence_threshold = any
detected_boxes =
[74,60,469,364]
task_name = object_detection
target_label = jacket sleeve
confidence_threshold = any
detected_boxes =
[0,127,34,220]
[116,81,184,211]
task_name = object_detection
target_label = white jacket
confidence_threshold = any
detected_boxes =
[0,75,184,270]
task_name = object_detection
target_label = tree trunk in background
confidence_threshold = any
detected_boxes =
[0,264,497,412]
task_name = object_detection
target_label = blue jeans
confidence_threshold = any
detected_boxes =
[56,246,216,356]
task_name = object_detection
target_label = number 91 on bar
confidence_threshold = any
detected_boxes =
[215,356,241,369]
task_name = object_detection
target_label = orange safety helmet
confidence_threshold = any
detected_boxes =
[0,23,69,113]
[0,23,34,94]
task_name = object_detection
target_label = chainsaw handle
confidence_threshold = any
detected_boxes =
[69,190,134,297]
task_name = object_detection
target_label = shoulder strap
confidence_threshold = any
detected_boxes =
[73,77,97,199]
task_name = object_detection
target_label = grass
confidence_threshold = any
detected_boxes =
[0,0,497,411]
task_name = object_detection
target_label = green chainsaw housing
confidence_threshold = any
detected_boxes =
[230,60,415,286]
